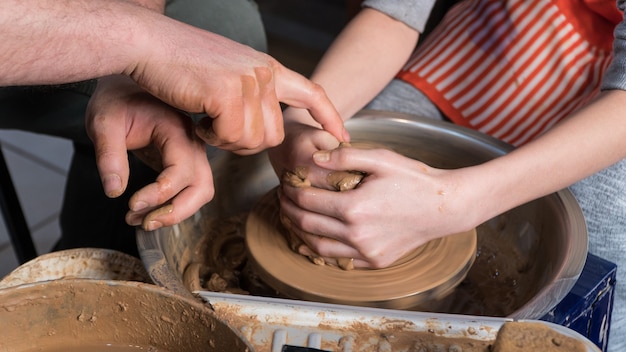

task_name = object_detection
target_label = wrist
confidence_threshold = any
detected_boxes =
[445,166,503,231]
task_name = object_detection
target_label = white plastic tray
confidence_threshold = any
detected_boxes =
[197,291,600,352]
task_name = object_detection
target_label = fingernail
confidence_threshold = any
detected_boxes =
[298,244,313,256]
[131,201,149,212]
[313,150,330,163]
[144,220,163,231]
[103,174,122,197]
[125,213,142,226]
[142,204,174,230]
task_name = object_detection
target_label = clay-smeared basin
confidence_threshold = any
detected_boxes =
[138,110,587,319]
[0,279,253,351]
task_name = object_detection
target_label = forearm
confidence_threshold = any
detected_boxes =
[285,8,419,126]
[124,0,165,12]
[0,0,158,85]
[465,90,626,224]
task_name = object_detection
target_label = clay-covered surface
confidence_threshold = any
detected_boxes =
[0,248,151,289]
[197,292,600,352]
[0,279,253,351]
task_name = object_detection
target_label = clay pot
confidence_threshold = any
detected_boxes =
[0,279,253,351]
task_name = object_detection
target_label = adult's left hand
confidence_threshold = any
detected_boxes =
[86,75,214,231]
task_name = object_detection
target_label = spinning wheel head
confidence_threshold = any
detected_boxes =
[245,188,477,309]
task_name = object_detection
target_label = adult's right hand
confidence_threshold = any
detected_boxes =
[126,13,349,155]
[4,0,346,154]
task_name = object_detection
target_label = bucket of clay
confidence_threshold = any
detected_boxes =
[0,248,151,289]
[137,110,587,319]
[0,279,254,351]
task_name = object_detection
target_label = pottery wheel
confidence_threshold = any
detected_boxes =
[246,188,477,309]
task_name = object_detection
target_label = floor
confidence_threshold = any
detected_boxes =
[0,0,346,278]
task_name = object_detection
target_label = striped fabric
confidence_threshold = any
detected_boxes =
[397,0,618,146]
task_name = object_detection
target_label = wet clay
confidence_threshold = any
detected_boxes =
[279,142,366,270]
[34,344,169,351]
[280,163,364,270]
[219,306,495,352]
[218,304,586,352]
[188,205,541,317]
[241,141,476,308]
[491,322,587,351]
[427,214,541,317]
[188,144,545,316]
[246,188,477,309]
[0,280,251,352]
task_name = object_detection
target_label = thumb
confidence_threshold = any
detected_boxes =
[88,115,131,198]
[312,146,384,175]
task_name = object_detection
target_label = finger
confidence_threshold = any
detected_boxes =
[279,186,347,240]
[256,67,284,150]
[125,203,157,227]
[195,88,246,147]
[196,73,268,152]
[129,112,215,225]
[312,147,403,175]
[86,110,130,198]
[141,180,215,230]
[291,227,361,259]
[222,67,284,155]
[274,67,349,143]
[294,231,369,269]
[219,68,284,155]
[126,167,215,230]
[128,140,213,213]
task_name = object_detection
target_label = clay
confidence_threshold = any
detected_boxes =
[218,304,588,352]
[491,321,587,351]
[190,211,540,317]
[236,141,476,308]
[279,164,363,270]
[35,344,170,351]
[245,188,477,309]
[0,248,152,289]
[219,308,495,352]
[183,216,250,295]
[279,142,366,270]
[0,280,252,351]
[427,215,540,317]
[188,144,541,316]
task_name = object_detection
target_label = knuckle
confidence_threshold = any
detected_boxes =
[308,82,326,100]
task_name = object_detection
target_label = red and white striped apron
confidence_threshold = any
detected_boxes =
[397,0,621,146]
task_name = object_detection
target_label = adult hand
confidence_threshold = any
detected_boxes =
[278,145,479,269]
[86,75,214,231]
[128,17,349,155]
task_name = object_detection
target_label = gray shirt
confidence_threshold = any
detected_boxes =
[362,0,436,33]
[602,0,626,90]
